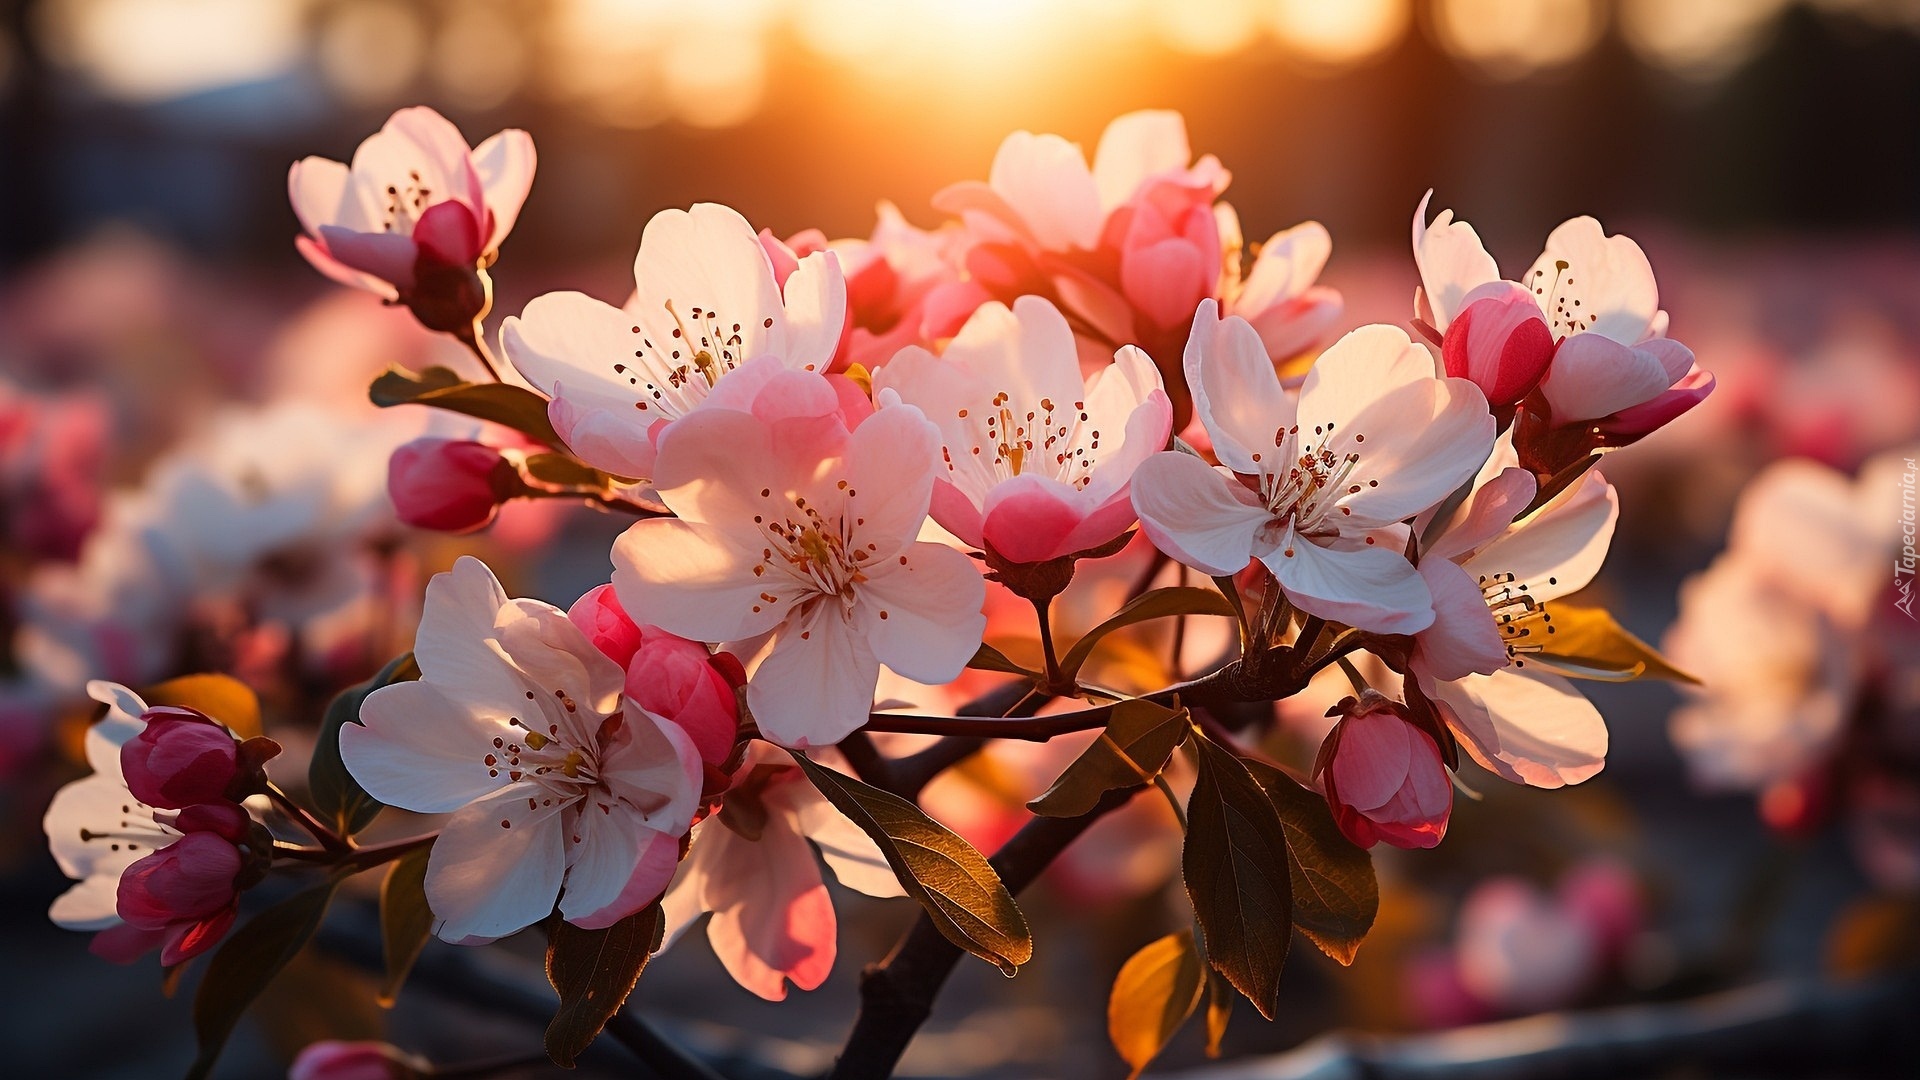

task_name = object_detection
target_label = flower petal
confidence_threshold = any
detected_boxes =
[1130,451,1268,576]
[1411,558,1508,681]
[1413,191,1501,331]
[1267,527,1434,635]
[1185,299,1295,474]
[341,680,511,814]
[426,784,568,943]
[611,518,791,644]
[1521,216,1658,345]
[1429,667,1608,789]
[472,128,535,249]
[989,131,1103,251]
[1538,332,1675,422]
[857,542,986,685]
[1092,109,1191,211]
[746,608,882,749]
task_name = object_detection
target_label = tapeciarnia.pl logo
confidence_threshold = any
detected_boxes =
[1899,457,1917,620]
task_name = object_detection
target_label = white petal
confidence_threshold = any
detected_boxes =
[783,782,903,897]
[631,203,782,368]
[1267,527,1435,635]
[988,131,1103,251]
[611,518,791,644]
[1331,377,1495,528]
[1538,333,1673,422]
[1130,452,1269,577]
[856,543,986,685]
[939,298,1085,429]
[746,608,881,749]
[1185,299,1296,475]
[1092,109,1191,211]
[779,250,848,372]
[1429,667,1608,789]
[1466,470,1617,603]
[1297,323,1441,432]
[412,556,514,695]
[1411,558,1508,681]
[842,402,944,554]
[426,784,568,943]
[1522,216,1658,345]
[1237,221,1332,313]
[1412,191,1501,331]
[472,128,535,248]
[288,156,354,238]
[341,681,511,814]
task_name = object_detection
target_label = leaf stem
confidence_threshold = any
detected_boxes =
[266,783,350,854]
[1336,655,1370,695]
[452,317,506,384]
[1153,773,1189,830]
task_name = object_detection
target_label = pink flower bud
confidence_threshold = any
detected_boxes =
[568,583,645,668]
[387,438,520,533]
[121,706,238,809]
[290,1040,428,1080]
[1441,284,1555,407]
[628,634,741,768]
[1316,691,1452,850]
[117,831,243,930]
[168,801,254,843]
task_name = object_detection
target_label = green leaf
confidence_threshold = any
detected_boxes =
[966,641,1041,679]
[790,752,1032,974]
[523,452,616,489]
[1107,932,1205,1080]
[310,653,419,836]
[187,881,340,1080]
[369,364,561,446]
[1243,759,1378,966]
[1028,700,1191,817]
[1060,586,1237,681]
[142,673,262,739]
[1531,602,1699,684]
[545,904,664,1068]
[1183,735,1292,1020]
[378,846,434,1006]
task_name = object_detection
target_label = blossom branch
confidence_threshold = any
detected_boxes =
[265,782,351,854]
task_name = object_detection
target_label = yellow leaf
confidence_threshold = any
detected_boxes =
[1532,602,1698,684]
[143,674,263,738]
[1108,932,1205,1079]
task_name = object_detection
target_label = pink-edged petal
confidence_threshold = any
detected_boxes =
[611,518,790,644]
[979,475,1091,564]
[316,226,418,291]
[1522,216,1658,345]
[704,817,837,1000]
[1539,332,1674,423]
[1267,528,1435,635]
[988,131,1103,251]
[928,477,987,549]
[472,128,535,249]
[562,819,684,930]
[1411,559,1507,681]
[426,785,568,943]
[295,234,399,299]
[1601,366,1713,438]
[856,542,987,684]
[1184,299,1295,474]
[1424,466,1537,564]
[747,608,882,749]
[780,250,848,373]
[341,681,510,813]
[1245,286,1342,362]
[411,198,485,266]
[1412,191,1500,331]
[1092,109,1191,211]
[1429,668,1608,789]
[1469,470,1617,602]
[1130,452,1268,577]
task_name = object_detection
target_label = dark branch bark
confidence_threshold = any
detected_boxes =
[826,788,1139,1080]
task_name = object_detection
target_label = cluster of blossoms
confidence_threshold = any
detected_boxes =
[43,106,1713,1078]
[1664,450,1920,886]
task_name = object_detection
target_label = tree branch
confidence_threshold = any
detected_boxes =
[827,787,1140,1080]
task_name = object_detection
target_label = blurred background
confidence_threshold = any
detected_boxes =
[3,1,1920,1077]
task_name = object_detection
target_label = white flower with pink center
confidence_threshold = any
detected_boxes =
[610,369,986,749]
[1409,442,1620,788]
[873,295,1172,565]
[1131,302,1495,635]
[289,107,533,300]
[340,557,702,944]
[503,203,846,488]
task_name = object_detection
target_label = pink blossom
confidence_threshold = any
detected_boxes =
[289,107,533,329]
[290,1041,428,1080]
[99,801,256,967]
[873,295,1173,566]
[504,203,846,492]
[0,380,109,562]
[1454,877,1600,1014]
[611,365,986,748]
[1316,691,1452,850]
[660,747,902,1000]
[120,706,239,809]
[387,437,520,533]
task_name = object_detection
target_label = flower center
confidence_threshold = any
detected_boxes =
[1256,422,1376,539]
[619,301,779,419]
[1480,570,1560,666]
[76,800,173,855]
[750,489,877,609]
[381,170,432,234]
[1526,259,1594,338]
[948,393,1099,490]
